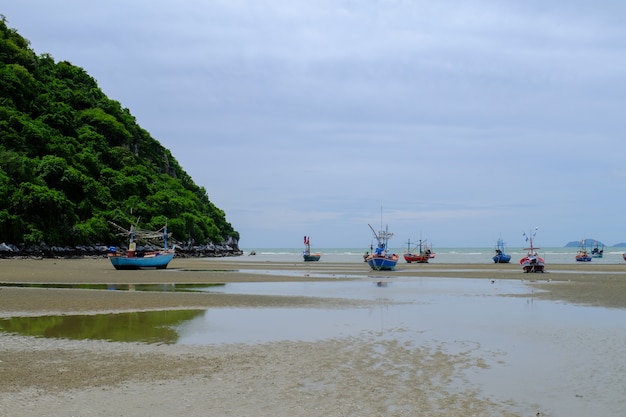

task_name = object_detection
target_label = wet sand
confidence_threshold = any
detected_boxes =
[1,257,625,416]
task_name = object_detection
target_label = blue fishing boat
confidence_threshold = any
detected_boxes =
[365,223,399,271]
[492,238,511,263]
[109,250,175,270]
[108,221,175,270]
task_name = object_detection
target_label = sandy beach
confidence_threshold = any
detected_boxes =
[1,257,625,416]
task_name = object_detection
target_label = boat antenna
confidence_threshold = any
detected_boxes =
[163,221,168,250]
[368,224,380,246]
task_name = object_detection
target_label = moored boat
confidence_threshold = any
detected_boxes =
[590,241,604,258]
[366,223,399,271]
[403,238,431,263]
[519,228,545,273]
[492,238,511,263]
[108,221,175,270]
[575,239,592,262]
[575,249,592,262]
[302,236,321,261]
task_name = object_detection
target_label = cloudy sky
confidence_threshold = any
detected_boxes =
[4,1,626,248]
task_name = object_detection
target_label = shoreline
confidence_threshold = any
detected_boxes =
[1,257,626,313]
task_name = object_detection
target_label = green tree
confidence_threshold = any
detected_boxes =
[0,18,239,249]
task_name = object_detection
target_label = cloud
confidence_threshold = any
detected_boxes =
[4,1,626,247]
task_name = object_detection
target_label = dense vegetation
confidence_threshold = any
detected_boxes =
[0,16,239,248]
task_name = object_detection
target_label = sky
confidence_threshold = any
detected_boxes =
[3,1,626,248]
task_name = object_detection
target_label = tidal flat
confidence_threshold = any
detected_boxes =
[1,257,625,416]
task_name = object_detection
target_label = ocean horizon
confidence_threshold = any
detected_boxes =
[238,246,626,265]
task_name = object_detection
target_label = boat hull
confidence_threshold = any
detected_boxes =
[403,253,429,263]
[108,252,174,270]
[493,254,511,263]
[493,239,510,263]
[520,257,545,273]
[367,254,399,271]
[303,254,321,262]
[575,256,592,262]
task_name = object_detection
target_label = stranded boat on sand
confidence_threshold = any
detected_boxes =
[403,238,431,263]
[107,221,175,270]
[302,236,321,261]
[492,238,511,263]
[365,223,399,271]
[519,228,545,273]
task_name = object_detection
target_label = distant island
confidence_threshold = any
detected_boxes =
[564,239,626,248]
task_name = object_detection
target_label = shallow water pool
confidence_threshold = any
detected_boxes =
[1,277,624,416]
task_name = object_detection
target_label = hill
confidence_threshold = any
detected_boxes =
[564,239,626,248]
[0,16,239,252]
[564,239,603,248]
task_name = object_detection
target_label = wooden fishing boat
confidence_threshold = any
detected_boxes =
[575,239,592,262]
[107,221,175,270]
[492,238,511,263]
[519,228,545,273]
[590,241,604,258]
[403,238,431,263]
[365,223,398,271]
[302,236,321,261]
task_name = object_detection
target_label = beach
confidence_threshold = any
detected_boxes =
[1,257,625,416]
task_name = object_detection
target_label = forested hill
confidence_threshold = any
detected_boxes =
[0,17,239,253]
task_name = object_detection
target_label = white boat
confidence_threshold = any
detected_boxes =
[519,228,545,273]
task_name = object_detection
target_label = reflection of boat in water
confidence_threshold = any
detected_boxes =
[590,241,604,258]
[302,236,321,261]
[492,238,511,263]
[108,221,175,270]
[519,228,545,273]
[403,238,431,263]
[575,240,592,262]
[365,223,399,271]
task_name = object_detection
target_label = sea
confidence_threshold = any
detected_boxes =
[239,246,626,264]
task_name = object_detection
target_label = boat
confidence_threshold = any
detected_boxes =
[492,238,511,263]
[575,248,592,262]
[403,238,431,263]
[590,241,604,258]
[575,240,592,262]
[107,221,175,270]
[519,228,545,273]
[365,223,399,271]
[623,253,626,262]
[302,236,321,261]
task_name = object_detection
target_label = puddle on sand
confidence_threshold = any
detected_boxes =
[0,310,204,344]
[0,282,224,292]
